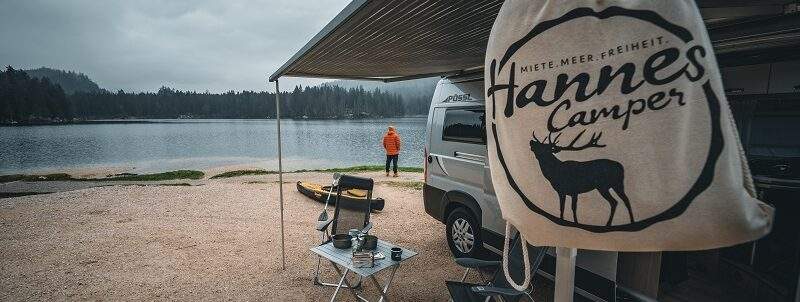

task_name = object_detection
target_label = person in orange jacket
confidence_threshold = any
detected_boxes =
[382,126,401,177]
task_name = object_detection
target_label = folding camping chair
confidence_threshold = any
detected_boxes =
[446,235,548,302]
[314,174,374,288]
[455,256,501,284]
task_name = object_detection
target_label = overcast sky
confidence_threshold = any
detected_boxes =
[0,0,350,93]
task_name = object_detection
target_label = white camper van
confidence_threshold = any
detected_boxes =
[423,74,619,301]
[422,74,498,258]
[424,52,800,301]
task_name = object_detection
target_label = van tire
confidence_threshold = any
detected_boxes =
[446,207,482,258]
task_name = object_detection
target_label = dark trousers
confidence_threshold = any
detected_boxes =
[385,154,398,173]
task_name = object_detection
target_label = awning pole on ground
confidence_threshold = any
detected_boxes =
[274,78,286,270]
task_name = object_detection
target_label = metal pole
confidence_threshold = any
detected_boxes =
[555,247,577,302]
[795,268,800,302]
[274,79,286,270]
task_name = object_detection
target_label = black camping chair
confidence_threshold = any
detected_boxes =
[454,255,501,285]
[314,174,374,287]
[447,235,548,302]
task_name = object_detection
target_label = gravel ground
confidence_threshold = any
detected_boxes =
[0,171,495,301]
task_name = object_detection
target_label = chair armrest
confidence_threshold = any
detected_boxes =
[361,222,372,234]
[454,258,501,269]
[471,285,525,297]
[316,219,334,232]
[617,285,658,302]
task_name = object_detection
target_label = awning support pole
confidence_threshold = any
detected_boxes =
[274,78,286,270]
[555,247,577,302]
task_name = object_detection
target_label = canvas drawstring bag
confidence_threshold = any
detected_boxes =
[485,0,774,288]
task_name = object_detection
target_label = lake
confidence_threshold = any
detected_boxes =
[0,118,427,174]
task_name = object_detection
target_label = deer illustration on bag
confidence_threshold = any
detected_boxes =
[530,130,634,226]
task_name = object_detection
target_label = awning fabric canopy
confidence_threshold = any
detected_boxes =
[270,0,504,82]
[270,0,799,83]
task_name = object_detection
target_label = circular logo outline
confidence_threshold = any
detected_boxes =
[490,6,725,233]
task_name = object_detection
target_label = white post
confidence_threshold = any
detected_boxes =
[274,79,286,270]
[795,269,799,302]
[555,247,577,302]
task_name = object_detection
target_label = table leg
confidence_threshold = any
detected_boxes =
[369,276,389,302]
[330,267,347,302]
[329,261,360,301]
[351,264,399,302]
[376,264,399,302]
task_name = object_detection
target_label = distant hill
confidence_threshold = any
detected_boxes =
[323,77,439,115]
[24,67,102,94]
[1,66,72,122]
[2,65,422,123]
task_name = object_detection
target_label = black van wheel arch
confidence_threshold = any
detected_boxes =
[443,190,482,222]
[446,207,482,258]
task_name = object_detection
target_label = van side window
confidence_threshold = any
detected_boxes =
[442,108,486,144]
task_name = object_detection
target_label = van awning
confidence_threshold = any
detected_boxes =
[269,0,504,82]
[269,0,800,83]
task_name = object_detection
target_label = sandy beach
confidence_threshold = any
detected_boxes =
[0,171,496,301]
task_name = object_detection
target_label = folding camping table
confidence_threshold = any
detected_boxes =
[311,240,417,302]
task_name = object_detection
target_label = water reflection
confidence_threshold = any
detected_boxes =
[0,118,426,174]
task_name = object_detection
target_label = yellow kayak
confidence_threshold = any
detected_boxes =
[296,181,385,211]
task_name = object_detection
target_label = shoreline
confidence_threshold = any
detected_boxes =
[0,115,428,127]
[0,165,424,198]
[0,165,423,182]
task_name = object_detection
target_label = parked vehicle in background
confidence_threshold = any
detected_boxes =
[423,75,495,258]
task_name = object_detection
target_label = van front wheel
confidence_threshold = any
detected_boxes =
[446,207,481,258]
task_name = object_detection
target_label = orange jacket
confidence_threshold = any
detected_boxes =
[383,128,401,155]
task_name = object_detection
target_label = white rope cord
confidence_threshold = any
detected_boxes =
[503,222,531,292]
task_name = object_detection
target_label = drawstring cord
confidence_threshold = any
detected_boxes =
[503,222,531,291]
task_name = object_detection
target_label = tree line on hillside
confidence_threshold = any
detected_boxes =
[0,66,72,122]
[326,77,437,115]
[0,66,416,123]
[24,67,102,94]
[70,85,406,119]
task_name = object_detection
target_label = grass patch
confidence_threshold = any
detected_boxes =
[107,173,137,177]
[114,183,195,188]
[0,173,73,183]
[99,170,204,181]
[0,170,204,183]
[2,165,424,183]
[244,180,289,184]
[381,181,424,190]
[244,180,271,184]
[212,165,422,180]
[159,183,194,186]
[0,192,53,198]
[210,169,276,179]
[294,165,423,173]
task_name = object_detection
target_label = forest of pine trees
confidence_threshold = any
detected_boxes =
[325,77,438,115]
[24,67,102,94]
[0,66,418,123]
[0,66,72,122]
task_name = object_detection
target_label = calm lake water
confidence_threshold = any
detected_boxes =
[0,118,427,174]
